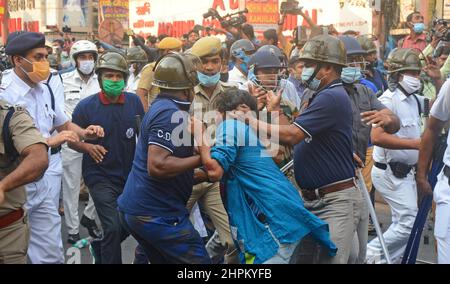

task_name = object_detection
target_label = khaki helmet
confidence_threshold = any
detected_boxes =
[298,34,347,67]
[386,48,421,74]
[95,51,129,80]
[356,35,377,54]
[152,52,200,90]
[126,46,148,63]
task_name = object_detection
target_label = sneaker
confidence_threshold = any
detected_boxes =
[67,233,81,245]
[80,215,102,239]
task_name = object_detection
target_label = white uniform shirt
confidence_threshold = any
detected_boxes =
[228,67,247,88]
[373,88,424,165]
[61,69,101,119]
[430,79,450,167]
[125,71,141,94]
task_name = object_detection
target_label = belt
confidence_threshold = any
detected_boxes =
[51,145,61,155]
[300,179,357,202]
[0,208,24,230]
[374,162,388,170]
[444,165,450,179]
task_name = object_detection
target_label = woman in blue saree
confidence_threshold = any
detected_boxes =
[192,88,337,264]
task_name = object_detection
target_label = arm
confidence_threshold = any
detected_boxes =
[370,126,420,150]
[278,14,288,50]
[0,144,49,203]
[131,35,153,61]
[361,108,401,134]
[416,116,445,196]
[136,88,149,112]
[68,141,107,164]
[147,145,201,179]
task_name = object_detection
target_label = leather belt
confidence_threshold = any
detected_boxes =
[0,208,24,229]
[51,145,62,155]
[374,162,388,170]
[300,179,357,202]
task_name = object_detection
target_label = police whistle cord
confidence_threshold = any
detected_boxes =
[401,195,433,264]
[280,160,294,174]
[356,169,393,264]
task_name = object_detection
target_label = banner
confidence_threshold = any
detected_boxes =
[99,0,129,30]
[246,0,279,33]
[63,0,88,28]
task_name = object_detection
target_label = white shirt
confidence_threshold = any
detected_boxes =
[125,71,141,94]
[228,67,247,88]
[430,78,450,167]
[373,88,425,165]
[61,69,101,119]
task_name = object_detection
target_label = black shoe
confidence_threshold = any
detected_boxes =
[68,233,80,245]
[80,215,102,239]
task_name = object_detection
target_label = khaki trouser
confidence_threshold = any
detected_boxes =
[186,182,239,263]
[0,214,30,264]
[293,187,362,264]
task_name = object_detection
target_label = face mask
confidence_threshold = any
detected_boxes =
[78,60,95,75]
[301,67,322,91]
[341,67,362,84]
[399,75,421,94]
[197,71,220,87]
[102,79,125,97]
[235,50,250,75]
[62,51,69,58]
[20,57,50,83]
[413,23,425,34]
[220,72,229,82]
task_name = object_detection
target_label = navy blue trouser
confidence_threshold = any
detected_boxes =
[119,212,211,264]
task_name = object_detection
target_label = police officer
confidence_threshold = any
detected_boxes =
[0,31,104,264]
[228,39,256,87]
[118,53,211,264]
[0,101,49,264]
[235,34,359,264]
[136,37,183,111]
[416,77,450,264]
[366,48,426,264]
[69,51,144,264]
[338,35,401,263]
[125,46,148,94]
[356,35,388,94]
[61,40,102,245]
[188,36,239,263]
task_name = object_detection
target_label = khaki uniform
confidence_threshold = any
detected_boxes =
[0,101,47,264]
[137,62,159,106]
[187,81,239,263]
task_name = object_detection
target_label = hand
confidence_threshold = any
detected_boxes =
[266,89,283,112]
[189,116,205,141]
[194,168,208,184]
[413,138,422,150]
[249,84,268,99]
[416,177,433,203]
[361,110,393,129]
[0,188,4,205]
[84,125,105,140]
[353,153,365,169]
[48,130,79,147]
[88,144,108,164]
[423,60,442,81]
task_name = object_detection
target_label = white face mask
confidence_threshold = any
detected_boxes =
[78,60,95,75]
[399,74,421,94]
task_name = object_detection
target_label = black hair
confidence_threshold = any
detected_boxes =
[242,24,256,40]
[147,35,157,44]
[188,30,200,37]
[263,29,278,46]
[407,11,421,22]
[158,34,168,42]
[216,88,258,113]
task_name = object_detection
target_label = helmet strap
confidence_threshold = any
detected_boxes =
[305,63,322,87]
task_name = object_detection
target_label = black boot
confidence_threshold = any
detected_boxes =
[80,215,102,239]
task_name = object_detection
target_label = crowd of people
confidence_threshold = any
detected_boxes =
[0,9,450,264]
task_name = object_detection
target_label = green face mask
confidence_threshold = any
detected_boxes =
[102,79,125,97]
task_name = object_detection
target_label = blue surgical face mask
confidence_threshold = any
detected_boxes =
[413,23,425,34]
[301,67,322,91]
[197,71,220,87]
[341,67,362,84]
[235,50,250,75]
